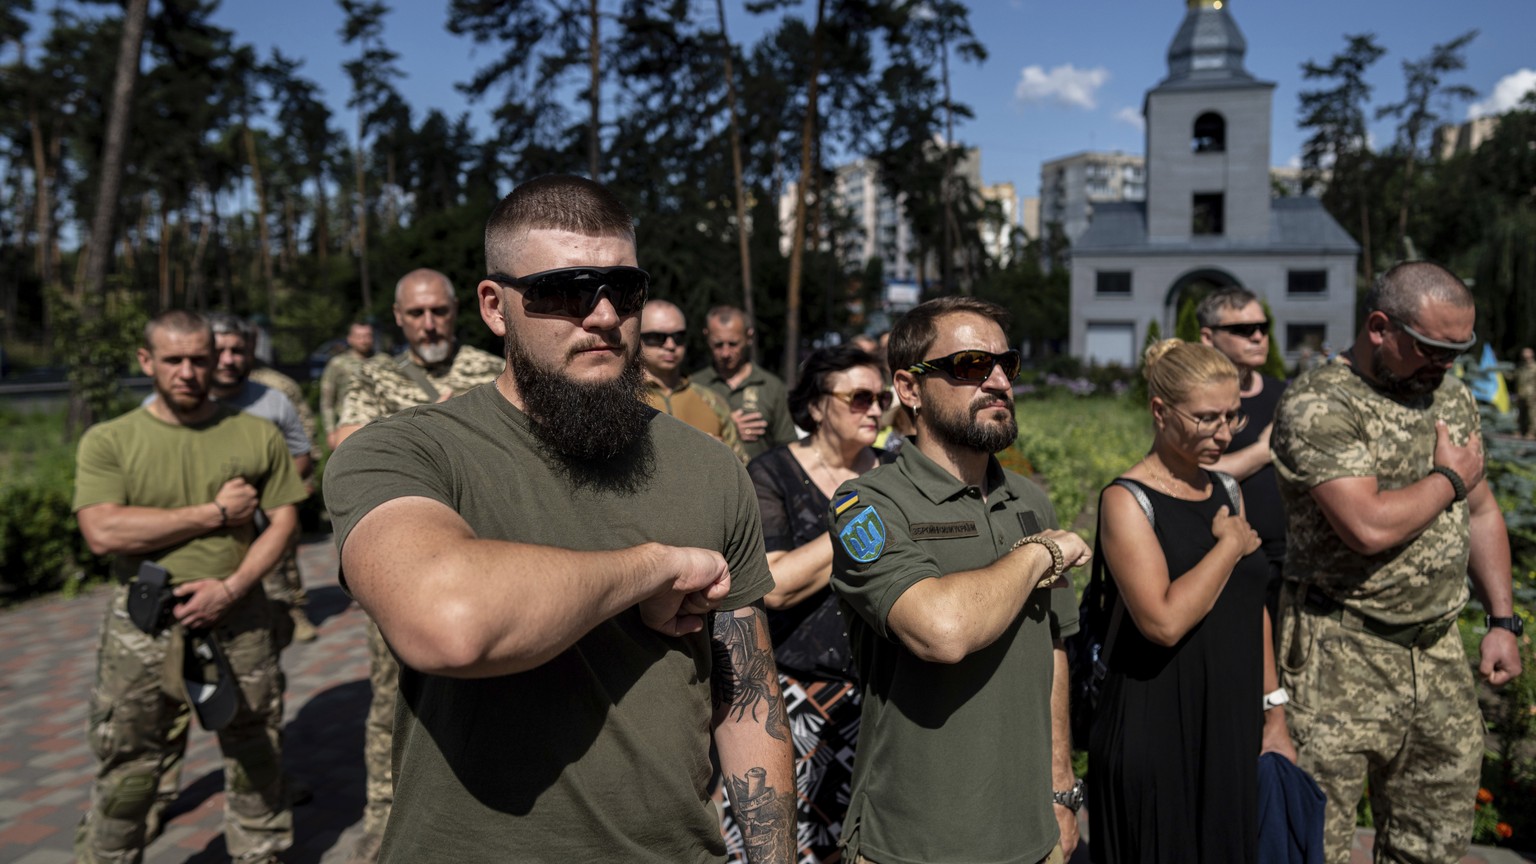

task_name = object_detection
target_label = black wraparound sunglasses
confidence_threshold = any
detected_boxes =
[907,349,1022,383]
[639,330,687,348]
[1210,320,1270,338]
[487,266,650,318]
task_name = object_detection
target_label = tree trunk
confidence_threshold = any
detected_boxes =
[69,0,149,438]
[588,0,600,180]
[243,121,275,301]
[354,113,372,314]
[282,192,296,275]
[939,18,958,294]
[716,0,756,363]
[782,0,825,383]
[28,101,53,288]
[158,198,171,310]
[314,166,331,277]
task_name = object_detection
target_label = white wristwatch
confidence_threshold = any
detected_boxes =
[1262,688,1289,711]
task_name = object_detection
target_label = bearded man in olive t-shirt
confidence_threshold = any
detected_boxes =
[324,175,794,864]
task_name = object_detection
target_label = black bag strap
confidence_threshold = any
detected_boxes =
[395,353,440,403]
[1095,478,1157,671]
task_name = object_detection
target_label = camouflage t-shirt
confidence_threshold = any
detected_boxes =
[320,351,369,434]
[337,343,502,428]
[1271,357,1478,624]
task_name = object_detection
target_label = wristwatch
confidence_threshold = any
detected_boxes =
[1487,615,1525,637]
[1052,778,1085,813]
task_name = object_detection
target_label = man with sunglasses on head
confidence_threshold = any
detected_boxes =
[324,175,793,864]
[329,267,500,864]
[638,299,747,462]
[828,296,1093,864]
[696,305,800,460]
[1198,287,1289,627]
[1272,261,1522,864]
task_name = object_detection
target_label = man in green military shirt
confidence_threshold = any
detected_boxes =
[324,175,793,863]
[1272,261,1523,864]
[330,268,500,863]
[320,320,375,448]
[695,305,798,460]
[639,299,747,462]
[73,310,308,864]
[829,296,1092,864]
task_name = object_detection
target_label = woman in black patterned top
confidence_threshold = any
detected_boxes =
[718,346,893,863]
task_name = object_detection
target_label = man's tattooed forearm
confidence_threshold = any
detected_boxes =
[710,604,789,742]
[725,767,795,864]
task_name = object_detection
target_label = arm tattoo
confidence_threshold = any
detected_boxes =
[725,767,795,864]
[709,603,789,742]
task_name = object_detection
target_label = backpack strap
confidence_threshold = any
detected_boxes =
[1214,470,1242,516]
[1094,478,1158,674]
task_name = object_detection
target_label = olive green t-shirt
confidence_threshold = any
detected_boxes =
[693,363,799,460]
[829,445,1079,864]
[72,405,307,585]
[324,384,773,863]
[1271,358,1478,624]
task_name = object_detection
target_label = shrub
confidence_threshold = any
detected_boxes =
[1012,393,1149,534]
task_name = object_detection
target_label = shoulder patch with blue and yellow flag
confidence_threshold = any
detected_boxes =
[839,505,887,563]
[833,492,860,516]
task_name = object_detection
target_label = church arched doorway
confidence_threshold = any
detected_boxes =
[1162,267,1242,339]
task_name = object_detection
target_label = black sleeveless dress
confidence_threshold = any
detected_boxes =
[1087,475,1269,863]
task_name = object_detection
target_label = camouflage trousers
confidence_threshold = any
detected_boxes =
[76,584,292,864]
[263,544,308,651]
[1279,601,1481,864]
[361,617,400,839]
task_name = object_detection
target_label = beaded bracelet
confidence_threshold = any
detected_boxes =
[1012,534,1065,589]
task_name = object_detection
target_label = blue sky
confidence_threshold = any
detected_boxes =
[198,1,1536,203]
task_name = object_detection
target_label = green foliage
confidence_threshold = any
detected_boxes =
[48,284,148,431]
[1175,294,1200,343]
[1011,393,1150,534]
[1258,299,1288,381]
[0,410,107,602]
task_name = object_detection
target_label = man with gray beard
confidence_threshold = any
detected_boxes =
[329,267,500,863]
[828,296,1093,864]
[323,175,793,863]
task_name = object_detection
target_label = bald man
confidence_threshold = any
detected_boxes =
[639,301,746,462]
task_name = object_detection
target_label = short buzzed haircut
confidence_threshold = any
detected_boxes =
[642,299,684,322]
[1364,261,1474,323]
[143,310,211,351]
[394,269,456,308]
[206,312,249,341]
[705,305,753,332]
[484,175,636,274]
[887,296,1010,376]
[1196,286,1260,329]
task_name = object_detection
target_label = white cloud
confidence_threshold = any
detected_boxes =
[1014,64,1110,110]
[1468,69,1536,119]
[1114,106,1145,131]
[1285,153,1302,169]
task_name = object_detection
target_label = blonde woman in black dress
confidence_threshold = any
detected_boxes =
[1088,339,1295,863]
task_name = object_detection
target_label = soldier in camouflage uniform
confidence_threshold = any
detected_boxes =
[1516,347,1535,439]
[73,310,307,864]
[332,268,501,864]
[321,321,376,448]
[1271,262,1523,864]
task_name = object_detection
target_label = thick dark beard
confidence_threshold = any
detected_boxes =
[505,328,656,490]
[1370,345,1443,400]
[925,391,1019,454]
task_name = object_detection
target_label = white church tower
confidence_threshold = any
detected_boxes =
[1069,0,1358,366]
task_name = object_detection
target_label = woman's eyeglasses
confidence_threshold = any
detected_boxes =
[906,349,1021,383]
[1165,402,1249,436]
[639,330,687,348]
[486,266,650,318]
[827,389,893,413]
